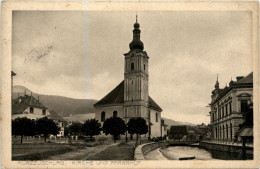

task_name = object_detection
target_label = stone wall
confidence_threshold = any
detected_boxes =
[200,141,253,154]
[134,142,169,160]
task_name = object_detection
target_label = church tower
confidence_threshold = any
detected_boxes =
[123,16,149,122]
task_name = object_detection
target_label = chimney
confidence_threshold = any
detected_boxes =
[236,76,244,81]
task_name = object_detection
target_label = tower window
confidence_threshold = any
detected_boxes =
[131,63,134,70]
[113,111,117,118]
[101,111,106,122]
[156,112,158,122]
[144,64,146,70]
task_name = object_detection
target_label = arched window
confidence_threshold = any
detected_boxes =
[131,63,134,70]
[101,111,105,122]
[113,111,117,118]
[156,112,158,122]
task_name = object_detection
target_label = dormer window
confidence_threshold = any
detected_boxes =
[131,63,134,70]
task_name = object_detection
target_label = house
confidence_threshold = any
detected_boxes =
[94,17,163,139]
[48,110,67,137]
[12,93,67,137]
[161,119,168,138]
[209,72,253,142]
[168,125,188,140]
[12,93,50,120]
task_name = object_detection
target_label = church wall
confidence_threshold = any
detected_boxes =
[149,109,161,138]
[95,105,124,123]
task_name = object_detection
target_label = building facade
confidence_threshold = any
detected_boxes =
[209,72,253,142]
[94,17,163,139]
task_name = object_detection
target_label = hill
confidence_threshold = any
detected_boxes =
[12,86,196,126]
[161,117,195,129]
[13,85,98,117]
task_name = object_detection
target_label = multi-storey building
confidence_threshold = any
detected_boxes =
[209,72,253,142]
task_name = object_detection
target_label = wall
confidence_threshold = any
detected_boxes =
[150,109,161,138]
[200,141,253,154]
[135,141,169,160]
[95,105,124,123]
[210,87,253,141]
[12,108,50,120]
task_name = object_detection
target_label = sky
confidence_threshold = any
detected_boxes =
[12,11,253,124]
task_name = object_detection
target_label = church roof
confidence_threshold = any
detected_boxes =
[93,80,162,112]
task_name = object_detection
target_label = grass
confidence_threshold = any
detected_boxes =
[12,143,84,160]
[87,142,135,160]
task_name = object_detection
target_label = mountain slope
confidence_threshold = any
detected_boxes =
[12,86,196,126]
[161,117,195,129]
[13,85,98,117]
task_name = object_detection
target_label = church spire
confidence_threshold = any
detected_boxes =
[215,74,219,89]
[129,15,144,51]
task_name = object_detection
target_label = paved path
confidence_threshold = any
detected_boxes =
[45,143,120,160]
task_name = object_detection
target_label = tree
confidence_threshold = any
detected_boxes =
[64,126,70,137]
[127,117,148,141]
[36,117,60,142]
[102,117,126,143]
[12,117,36,143]
[68,122,83,136]
[82,119,101,141]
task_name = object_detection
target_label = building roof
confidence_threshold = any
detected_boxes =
[211,72,253,105]
[236,72,253,84]
[169,125,188,134]
[12,95,47,114]
[48,110,66,122]
[238,127,253,137]
[93,80,162,111]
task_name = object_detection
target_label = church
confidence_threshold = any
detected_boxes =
[94,17,163,139]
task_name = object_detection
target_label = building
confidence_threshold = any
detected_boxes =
[209,72,253,142]
[161,119,168,138]
[94,17,163,139]
[168,125,188,140]
[12,93,50,120]
[49,110,67,137]
[12,93,67,137]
